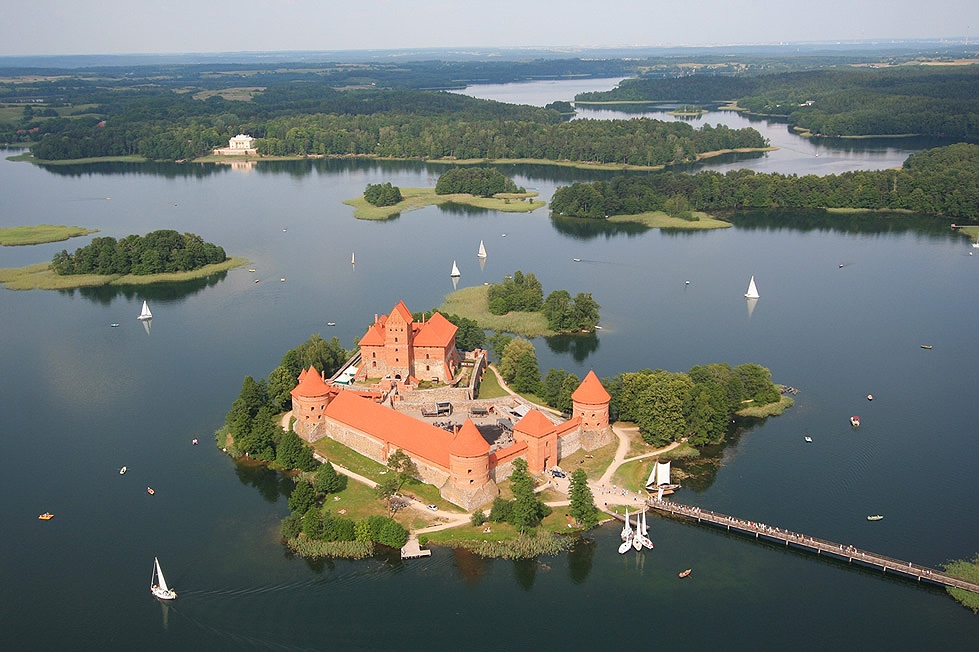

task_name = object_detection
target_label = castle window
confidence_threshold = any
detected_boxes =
[394,337,398,343]
[372,352,376,358]
[426,353,430,359]
[468,468,471,474]
[426,365,430,371]
[469,479,474,484]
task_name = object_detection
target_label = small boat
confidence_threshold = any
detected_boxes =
[867,515,883,521]
[119,466,127,474]
[351,252,355,265]
[920,345,933,349]
[248,269,256,272]
[501,233,506,237]
[477,240,487,258]
[618,539,634,554]
[572,258,581,262]
[744,275,760,299]
[804,436,813,443]
[280,278,285,282]
[327,322,336,326]
[38,513,54,520]
[146,487,155,495]
[150,557,177,600]
[450,261,461,277]
[850,416,860,427]
[282,229,287,232]
[684,280,690,285]
[254,279,260,283]
[639,509,654,550]
[191,439,198,445]
[137,300,152,321]
[110,323,120,328]
[679,569,692,578]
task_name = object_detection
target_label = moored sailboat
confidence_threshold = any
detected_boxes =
[150,557,177,600]
[137,300,152,321]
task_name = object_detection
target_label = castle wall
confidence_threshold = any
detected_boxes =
[557,428,581,460]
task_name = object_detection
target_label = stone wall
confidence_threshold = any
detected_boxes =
[581,427,616,451]
[323,420,386,464]
[557,428,582,460]
[440,479,499,512]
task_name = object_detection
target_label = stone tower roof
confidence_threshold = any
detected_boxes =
[449,419,490,457]
[290,366,331,398]
[571,370,610,404]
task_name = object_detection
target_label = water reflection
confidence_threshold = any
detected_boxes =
[451,547,492,586]
[730,208,953,237]
[566,537,595,584]
[549,214,647,241]
[512,557,537,591]
[233,460,290,504]
[544,333,599,363]
[56,271,229,305]
[39,160,228,179]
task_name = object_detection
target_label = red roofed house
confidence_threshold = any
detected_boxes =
[289,301,613,510]
[356,302,461,383]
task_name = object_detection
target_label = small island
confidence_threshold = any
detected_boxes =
[0,229,244,290]
[0,224,99,246]
[344,167,545,220]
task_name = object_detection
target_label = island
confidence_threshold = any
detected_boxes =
[344,168,545,220]
[0,229,244,290]
[217,299,793,561]
[0,224,98,246]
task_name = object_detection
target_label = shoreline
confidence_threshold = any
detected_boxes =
[343,187,544,220]
[0,256,248,290]
[0,224,99,246]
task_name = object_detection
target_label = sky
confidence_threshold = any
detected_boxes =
[4,0,977,57]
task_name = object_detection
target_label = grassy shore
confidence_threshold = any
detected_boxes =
[0,257,247,290]
[824,207,914,214]
[7,152,148,164]
[343,187,544,220]
[0,224,98,246]
[735,395,795,418]
[439,285,553,337]
[607,211,731,230]
[942,554,979,612]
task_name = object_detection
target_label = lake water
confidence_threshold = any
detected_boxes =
[2,78,978,650]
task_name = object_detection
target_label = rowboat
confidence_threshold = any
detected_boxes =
[867,515,883,521]
[147,487,155,495]
[679,569,692,578]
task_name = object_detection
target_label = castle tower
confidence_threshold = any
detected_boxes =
[442,419,497,511]
[290,366,333,441]
[512,409,557,474]
[572,370,610,432]
[384,301,414,380]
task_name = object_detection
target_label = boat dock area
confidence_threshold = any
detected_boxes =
[646,497,979,594]
[400,534,431,560]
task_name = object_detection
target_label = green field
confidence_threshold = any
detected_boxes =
[0,224,98,246]
[439,285,552,337]
[343,187,545,220]
[0,257,248,290]
[607,211,731,230]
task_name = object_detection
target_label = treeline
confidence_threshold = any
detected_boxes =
[435,167,521,196]
[550,144,979,220]
[50,229,226,276]
[364,182,403,206]
[576,65,979,139]
[487,335,781,446]
[488,270,600,332]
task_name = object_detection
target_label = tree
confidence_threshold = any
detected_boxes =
[387,449,419,492]
[313,460,346,494]
[276,429,317,471]
[487,331,512,362]
[540,368,567,408]
[488,496,513,523]
[374,475,399,511]
[288,479,316,514]
[508,458,548,531]
[511,352,541,394]
[499,337,536,384]
[266,364,298,412]
[557,372,581,415]
[471,510,486,526]
[569,468,600,528]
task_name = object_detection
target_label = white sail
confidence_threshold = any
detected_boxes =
[744,275,760,299]
[645,465,657,489]
[620,508,632,540]
[155,558,169,592]
[477,240,487,258]
[137,300,152,320]
[351,252,355,264]
[655,460,671,486]
[151,557,176,600]
[450,260,461,277]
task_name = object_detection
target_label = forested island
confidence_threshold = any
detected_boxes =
[550,143,979,221]
[575,65,979,140]
[50,229,227,275]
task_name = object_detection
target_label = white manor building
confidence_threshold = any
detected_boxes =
[213,134,257,156]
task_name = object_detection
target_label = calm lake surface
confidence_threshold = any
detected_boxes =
[2,78,978,650]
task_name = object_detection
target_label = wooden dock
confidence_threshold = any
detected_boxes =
[646,497,979,594]
[400,534,431,560]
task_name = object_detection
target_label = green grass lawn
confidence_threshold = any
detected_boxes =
[343,187,544,221]
[558,440,618,480]
[475,366,508,399]
[607,211,731,230]
[0,257,248,290]
[736,395,794,417]
[440,285,552,337]
[0,224,98,246]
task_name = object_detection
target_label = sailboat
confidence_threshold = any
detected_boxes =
[477,240,487,258]
[351,252,355,265]
[137,300,152,321]
[150,557,177,600]
[450,260,461,277]
[639,509,654,549]
[618,509,634,554]
[744,276,760,299]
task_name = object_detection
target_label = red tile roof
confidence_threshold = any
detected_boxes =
[323,390,453,468]
[413,311,457,348]
[358,322,385,347]
[390,301,413,324]
[514,409,556,438]
[571,370,610,404]
[449,419,490,457]
[489,441,528,466]
[291,366,331,398]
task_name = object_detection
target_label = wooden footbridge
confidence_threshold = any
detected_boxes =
[645,497,979,594]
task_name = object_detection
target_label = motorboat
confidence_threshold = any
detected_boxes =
[150,557,177,600]
[110,323,120,328]
[678,569,692,578]
[920,345,933,349]
[119,466,127,474]
[38,513,54,520]
[867,394,874,401]
[850,416,860,427]
[867,515,883,521]
[804,436,813,443]
[146,487,155,495]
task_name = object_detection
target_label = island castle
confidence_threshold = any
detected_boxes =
[290,301,613,510]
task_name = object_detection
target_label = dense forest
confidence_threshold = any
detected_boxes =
[50,230,227,276]
[435,167,521,196]
[550,143,979,221]
[576,66,979,139]
[363,182,403,206]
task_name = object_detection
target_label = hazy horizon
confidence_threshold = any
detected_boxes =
[4,0,977,57]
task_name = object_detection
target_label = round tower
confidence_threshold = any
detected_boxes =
[572,370,611,432]
[448,419,490,490]
[290,366,332,439]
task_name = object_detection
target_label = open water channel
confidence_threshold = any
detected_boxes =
[1,78,977,650]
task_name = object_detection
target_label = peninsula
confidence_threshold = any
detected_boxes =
[0,224,98,246]
[344,187,544,220]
